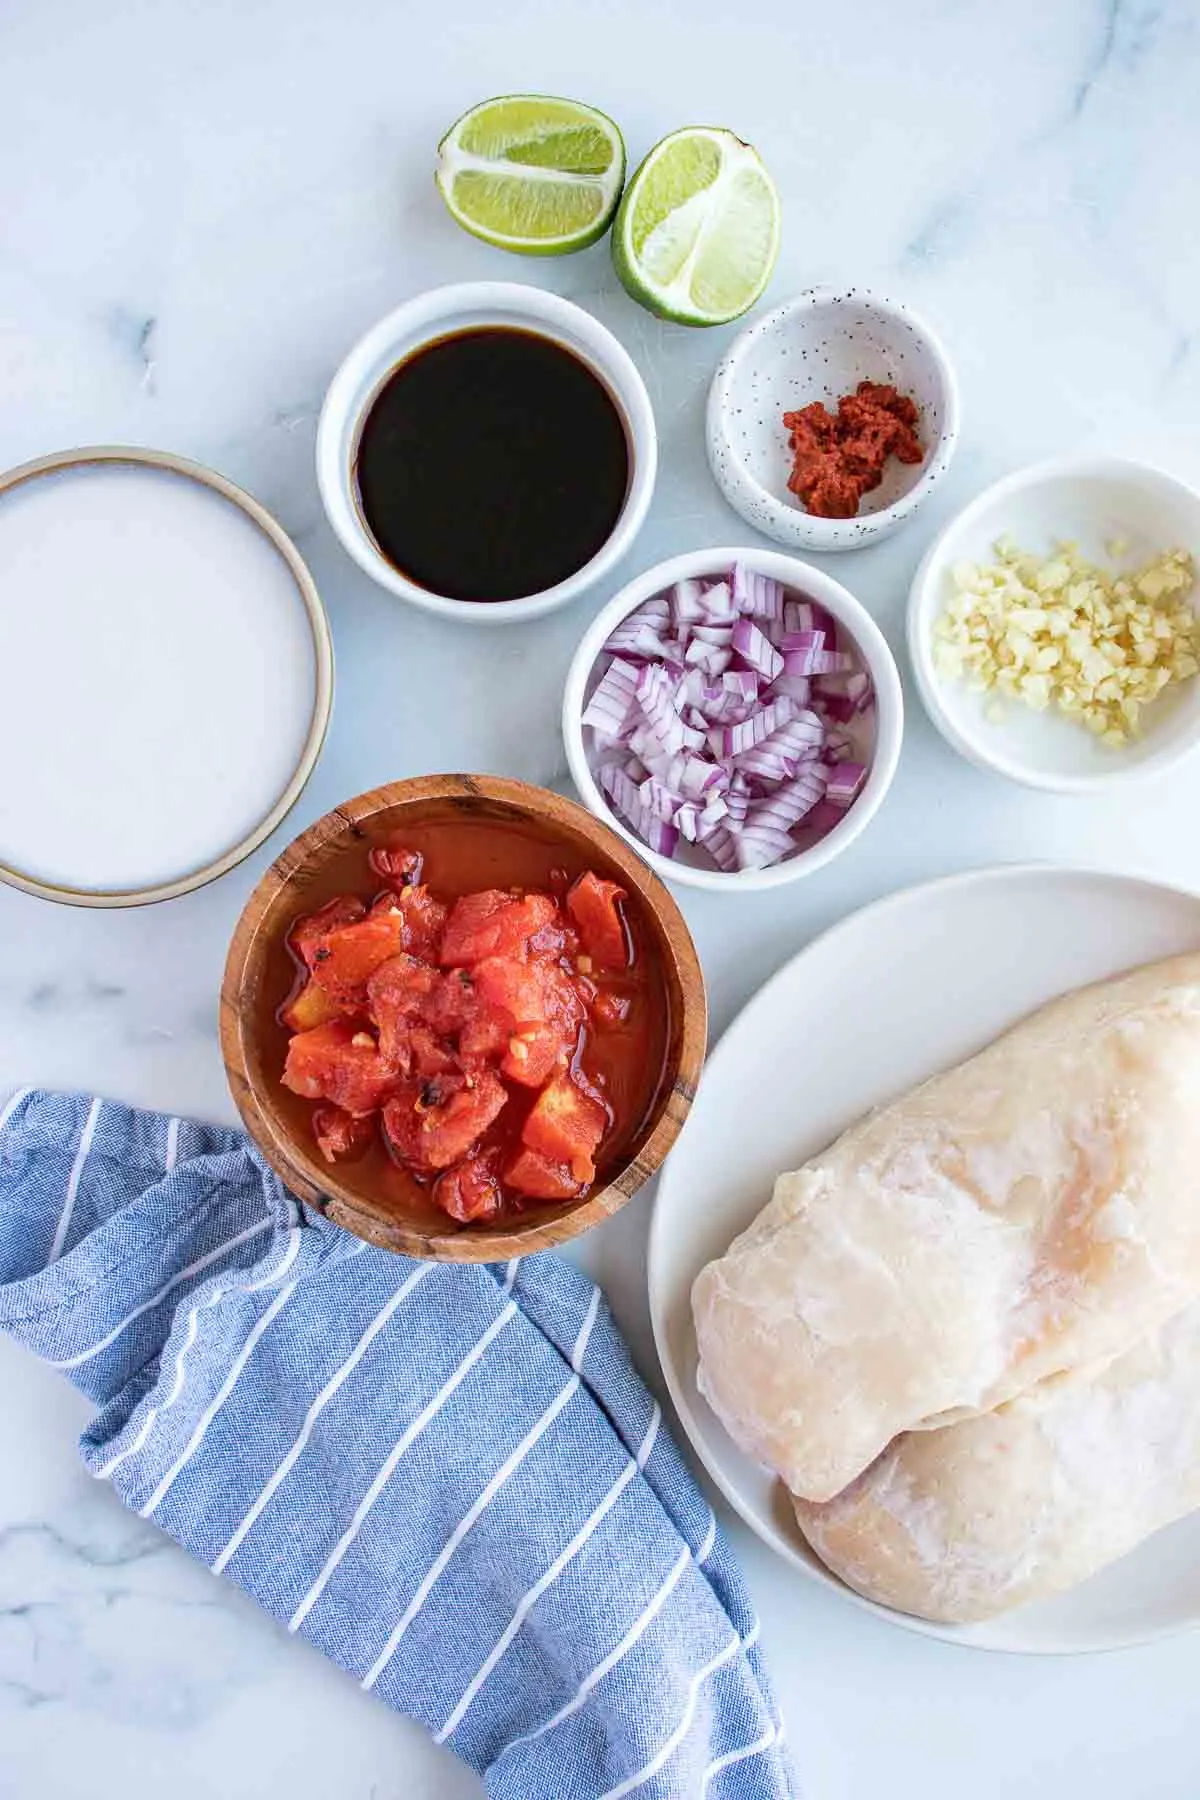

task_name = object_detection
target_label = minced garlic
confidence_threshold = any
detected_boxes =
[932,538,1200,746]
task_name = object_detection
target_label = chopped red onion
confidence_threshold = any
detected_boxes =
[761,710,825,757]
[783,598,836,644]
[733,744,799,786]
[700,671,758,726]
[724,779,750,826]
[779,633,827,678]
[698,819,740,871]
[723,669,761,705]
[813,691,855,724]
[678,755,727,799]
[769,672,812,706]
[685,638,732,677]
[814,670,873,713]
[800,797,844,837]
[808,649,854,676]
[581,656,640,739]
[679,667,708,709]
[606,619,664,657]
[825,761,867,808]
[722,696,797,758]
[731,618,784,682]
[671,579,706,627]
[732,562,785,622]
[589,566,876,873]
[736,822,796,871]
[599,761,679,857]
[639,777,679,822]
[675,802,702,842]
[700,580,735,624]
[605,596,671,654]
[636,665,705,754]
[749,768,828,830]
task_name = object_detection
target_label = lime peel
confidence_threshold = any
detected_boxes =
[436,94,626,256]
[613,126,781,326]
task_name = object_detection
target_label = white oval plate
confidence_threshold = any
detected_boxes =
[648,863,1200,1654]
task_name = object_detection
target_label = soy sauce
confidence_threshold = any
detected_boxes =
[353,327,630,603]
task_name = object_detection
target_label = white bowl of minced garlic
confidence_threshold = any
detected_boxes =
[908,454,1200,793]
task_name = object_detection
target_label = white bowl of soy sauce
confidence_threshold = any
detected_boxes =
[316,283,658,624]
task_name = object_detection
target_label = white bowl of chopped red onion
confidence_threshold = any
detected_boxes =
[563,548,904,890]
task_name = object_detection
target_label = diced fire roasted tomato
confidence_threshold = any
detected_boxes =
[505,1148,585,1202]
[458,1004,516,1064]
[367,954,441,1063]
[404,1025,460,1080]
[308,912,410,1002]
[471,956,585,1085]
[591,989,632,1028]
[528,919,579,962]
[369,886,449,961]
[282,1021,397,1117]
[440,890,560,966]
[312,1105,375,1163]
[502,1022,565,1087]
[472,956,548,1026]
[368,956,492,1078]
[522,1075,607,1181]
[279,850,659,1228]
[281,979,351,1034]
[424,966,478,1035]
[433,1156,503,1223]
[382,1070,508,1172]
[567,872,629,970]
[289,896,367,971]
[369,841,424,891]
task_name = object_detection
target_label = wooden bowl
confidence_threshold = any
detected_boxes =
[220,774,707,1261]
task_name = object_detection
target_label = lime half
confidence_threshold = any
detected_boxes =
[436,95,626,256]
[613,127,781,326]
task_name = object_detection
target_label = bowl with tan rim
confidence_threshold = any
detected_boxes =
[0,445,332,907]
[220,774,706,1262]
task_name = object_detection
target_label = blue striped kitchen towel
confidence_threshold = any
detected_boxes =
[0,1090,797,1799]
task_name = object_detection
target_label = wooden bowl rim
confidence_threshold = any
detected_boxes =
[220,773,707,1261]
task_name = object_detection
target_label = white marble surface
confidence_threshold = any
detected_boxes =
[4,0,1200,1792]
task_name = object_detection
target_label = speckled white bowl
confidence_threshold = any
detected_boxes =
[706,287,960,553]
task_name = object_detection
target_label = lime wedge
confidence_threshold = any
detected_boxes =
[436,95,626,256]
[612,127,781,326]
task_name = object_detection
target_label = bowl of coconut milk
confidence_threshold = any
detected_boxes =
[0,447,332,906]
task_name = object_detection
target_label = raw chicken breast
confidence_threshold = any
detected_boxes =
[692,953,1200,1501]
[794,1297,1200,1622]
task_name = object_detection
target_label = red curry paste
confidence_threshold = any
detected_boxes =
[783,381,924,519]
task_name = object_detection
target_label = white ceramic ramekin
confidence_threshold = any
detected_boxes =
[706,286,959,553]
[563,545,904,892]
[908,455,1200,794]
[316,282,657,625]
